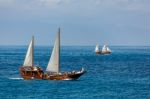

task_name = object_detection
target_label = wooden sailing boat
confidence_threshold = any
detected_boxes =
[20,29,86,80]
[95,44,111,55]
[44,28,86,80]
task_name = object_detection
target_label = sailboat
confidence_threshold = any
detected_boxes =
[101,45,111,54]
[95,44,101,54]
[20,29,86,80]
[95,44,111,55]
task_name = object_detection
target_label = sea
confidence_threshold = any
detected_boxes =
[0,46,150,99]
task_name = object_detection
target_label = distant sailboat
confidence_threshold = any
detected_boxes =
[95,44,101,54]
[95,44,111,55]
[101,45,111,54]
[20,29,86,80]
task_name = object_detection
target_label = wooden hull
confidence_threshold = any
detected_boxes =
[43,71,85,80]
[101,51,111,55]
[19,66,44,80]
[19,66,86,80]
[95,51,101,54]
[96,51,111,55]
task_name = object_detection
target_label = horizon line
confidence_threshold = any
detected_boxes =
[0,45,150,47]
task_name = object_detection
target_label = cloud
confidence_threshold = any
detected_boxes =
[0,0,74,8]
[0,0,150,46]
[0,0,15,7]
[0,0,149,8]
[1,0,150,21]
[0,0,150,18]
[33,0,63,7]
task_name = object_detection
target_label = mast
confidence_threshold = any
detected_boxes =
[32,36,34,67]
[58,28,60,73]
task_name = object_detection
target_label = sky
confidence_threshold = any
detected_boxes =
[0,0,150,46]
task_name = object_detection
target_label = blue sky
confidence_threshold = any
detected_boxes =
[0,0,150,46]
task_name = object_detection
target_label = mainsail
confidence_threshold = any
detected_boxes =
[106,46,111,52]
[95,44,100,52]
[102,45,107,52]
[23,36,34,67]
[46,28,60,73]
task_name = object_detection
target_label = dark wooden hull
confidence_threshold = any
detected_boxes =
[95,51,101,54]
[101,51,111,55]
[43,71,85,80]
[96,51,111,55]
[19,66,44,80]
[19,66,86,80]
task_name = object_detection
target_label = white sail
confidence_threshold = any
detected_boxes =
[95,44,100,52]
[23,36,34,67]
[106,46,111,52]
[102,45,107,52]
[46,28,60,73]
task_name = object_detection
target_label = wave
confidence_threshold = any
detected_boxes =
[9,77,23,80]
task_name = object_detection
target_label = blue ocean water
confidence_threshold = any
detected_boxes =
[0,46,150,99]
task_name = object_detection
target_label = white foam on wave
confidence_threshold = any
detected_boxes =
[63,78,73,80]
[9,77,23,80]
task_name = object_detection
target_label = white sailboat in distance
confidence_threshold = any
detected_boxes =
[95,44,101,54]
[101,44,111,54]
[95,44,111,55]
